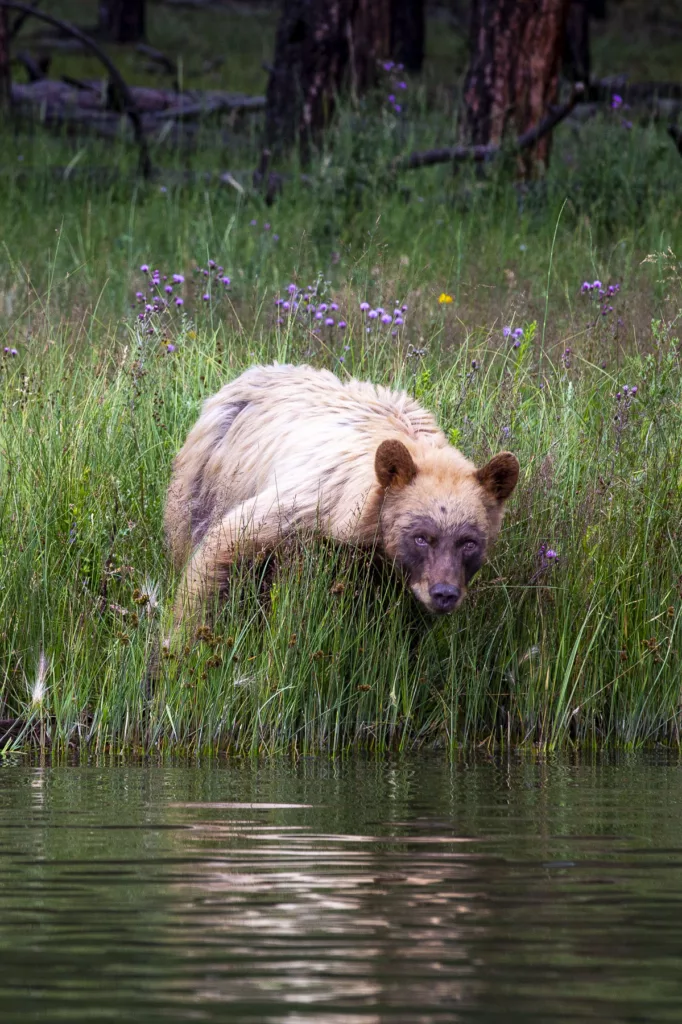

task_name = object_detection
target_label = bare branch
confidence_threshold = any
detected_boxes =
[395,84,585,172]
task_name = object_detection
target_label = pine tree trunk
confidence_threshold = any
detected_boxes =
[264,0,391,161]
[461,0,571,176]
[391,0,425,73]
[98,0,146,43]
[563,0,590,83]
[0,9,10,113]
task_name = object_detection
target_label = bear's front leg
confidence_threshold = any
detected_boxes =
[171,488,287,637]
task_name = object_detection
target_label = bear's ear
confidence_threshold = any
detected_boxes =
[375,439,418,489]
[476,451,519,502]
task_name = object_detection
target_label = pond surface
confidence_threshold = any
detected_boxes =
[1,755,682,1022]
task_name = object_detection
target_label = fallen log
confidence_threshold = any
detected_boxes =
[395,84,584,172]
[11,78,265,117]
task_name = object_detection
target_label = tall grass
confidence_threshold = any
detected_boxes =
[1,86,682,755]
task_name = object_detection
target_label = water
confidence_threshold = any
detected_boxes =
[1,755,682,1023]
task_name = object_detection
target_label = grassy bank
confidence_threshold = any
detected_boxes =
[2,38,682,753]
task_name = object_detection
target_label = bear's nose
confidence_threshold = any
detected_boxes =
[429,584,461,612]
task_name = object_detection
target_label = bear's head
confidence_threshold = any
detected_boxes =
[375,439,519,614]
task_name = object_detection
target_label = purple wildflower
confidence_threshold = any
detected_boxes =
[394,316,404,326]
[203,293,210,301]
[368,310,379,320]
[593,279,602,289]
[381,313,392,325]
[221,276,230,286]
[315,312,323,321]
[401,305,408,312]
[503,326,512,338]
[250,219,257,226]
[166,344,176,353]
[338,321,347,329]
[164,285,173,294]
[398,81,407,90]
[140,264,149,273]
[394,104,402,113]
[173,274,184,284]
[318,303,328,312]
[611,94,623,109]
[360,302,370,312]
[135,291,144,300]
[513,327,524,339]
[287,284,297,294]
[325,317,335,326]
[388,94,396,103]
[175,297,184,307]
[264,223,271,231]
[330,302,339,311]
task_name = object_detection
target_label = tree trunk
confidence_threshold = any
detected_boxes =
[391,0,425,73]
[460,0,571,177]
[98,0,146,43]
[0,8,10,113]
[563,0,590,83]
[265,0,391,160]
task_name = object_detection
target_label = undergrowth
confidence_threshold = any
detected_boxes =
[1,76,682,755]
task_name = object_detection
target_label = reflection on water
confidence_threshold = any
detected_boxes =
[1,756,682,1022]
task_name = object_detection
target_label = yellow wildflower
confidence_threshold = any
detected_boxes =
[438,293,453,304]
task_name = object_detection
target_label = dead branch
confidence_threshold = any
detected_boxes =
[0,0,152,177]
[135,42,177,78]
[395,84,584,172]
[15,47,47,80]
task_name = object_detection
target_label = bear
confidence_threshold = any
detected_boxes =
[164,363,519,631]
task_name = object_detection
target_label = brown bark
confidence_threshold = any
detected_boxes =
[98,0,146,43]
[265,0,391,161]
[460,0,571,177]
[0,8,10,112]
[391,0,424,72]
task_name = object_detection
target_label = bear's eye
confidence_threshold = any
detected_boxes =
[461,540,479,556]
[414,535,430,548]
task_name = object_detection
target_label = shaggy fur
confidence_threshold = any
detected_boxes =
[165,363,519,627]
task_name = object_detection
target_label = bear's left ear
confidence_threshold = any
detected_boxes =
[375,439,418,489]
[476,451,519,502]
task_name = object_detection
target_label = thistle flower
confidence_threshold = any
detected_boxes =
[338,321,347,329]
[172,273,184,284]
[368,310,379,320]
[175,297,184,307]
[325,317,335,326]
[360,301,370,312]
[381,313,392,325]
[140,264,149,273]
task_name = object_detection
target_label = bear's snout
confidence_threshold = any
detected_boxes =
[428,583,461,613]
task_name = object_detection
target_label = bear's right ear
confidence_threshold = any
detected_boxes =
[375,439,418,489]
